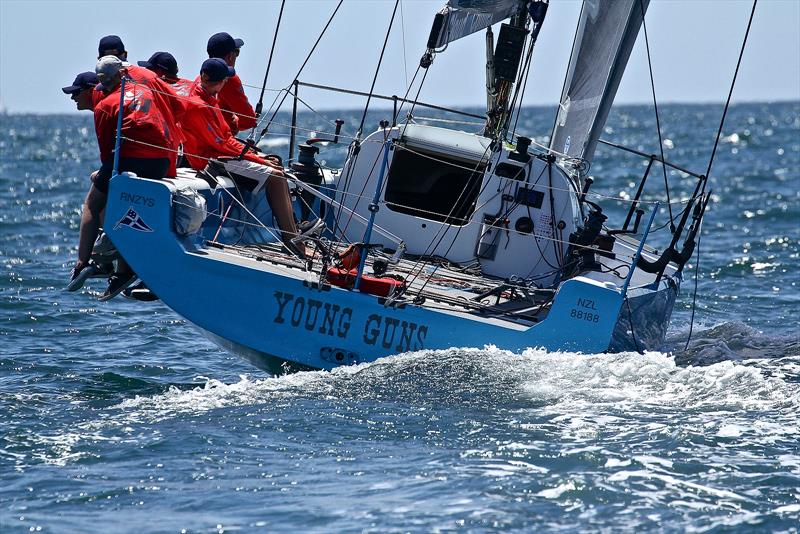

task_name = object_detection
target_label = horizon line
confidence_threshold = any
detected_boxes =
[2,98,797,116]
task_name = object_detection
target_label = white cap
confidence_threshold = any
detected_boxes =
[96,55,123,77]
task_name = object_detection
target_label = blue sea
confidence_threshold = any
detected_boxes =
[1,102,799,532]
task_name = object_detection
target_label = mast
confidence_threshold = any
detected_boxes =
[421,0,548,140]
[484,5,530,138]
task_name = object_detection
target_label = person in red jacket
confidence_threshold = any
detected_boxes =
[94,36,184,176]
[61,71,99,111]
[138,51,192,97]
[138,51,193,168]
[69,56,174,300]
[206,32,257,135]
[63,70,117,288]
[182,58,304,256]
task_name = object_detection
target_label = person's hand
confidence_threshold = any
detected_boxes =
[264,154,283,168]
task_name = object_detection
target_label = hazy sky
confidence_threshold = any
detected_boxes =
[1,0,798,114]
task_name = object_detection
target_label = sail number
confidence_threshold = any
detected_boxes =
[570,297,600,323]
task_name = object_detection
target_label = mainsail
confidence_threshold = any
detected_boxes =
[549,0,650,167]
[427,0,524,49]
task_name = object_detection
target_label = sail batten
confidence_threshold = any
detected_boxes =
[550,0,650,167]
[428,0,524,49]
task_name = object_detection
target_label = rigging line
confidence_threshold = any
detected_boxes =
[332,5,413,233]
[704,0,758,190]
[392,63,422,126]
[336,61,422,239]
[254,0,286,117]
[548,0,585,144]
[404,145,501,291]
[404,66,430,124]
[356,0,400,138]
[399,0,408,89]
[292,92,355,139]
[639,0,675,233]
[510,35,536,140]
[395,143,690,205]
[240,82,283,92]
[684,216,702,351]
[257,0,344,142]
[684,1,757,350]
[120,132,691,209]
[626,297,643,354]
[414,115,484,127]
[339,129,392,240]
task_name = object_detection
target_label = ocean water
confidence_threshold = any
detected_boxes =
[1,102,799,532]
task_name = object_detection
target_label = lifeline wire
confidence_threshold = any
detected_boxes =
[639,0,675,232]
[257,0,344,142]
[685,0,757,349]
[356,0,400,138]
[254,0,286,117]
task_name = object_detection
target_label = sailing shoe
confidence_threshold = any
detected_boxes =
[122,281,159,302]
[99,272,136,302]
[92,263,115,278]
[67,262,99,292]
[297,218,326,239]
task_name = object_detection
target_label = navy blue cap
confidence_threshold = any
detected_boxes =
[62,72,100,95]
[200,58,235,82]
[138,52,179,76]
[207,32,244,58]
[98,35,125,57]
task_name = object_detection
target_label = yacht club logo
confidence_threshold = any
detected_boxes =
[114,207,153,232]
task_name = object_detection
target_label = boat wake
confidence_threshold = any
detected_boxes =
[6,321,798,475]
[6,328,799,529]
[667,321,800,367]
[108,349,795,420]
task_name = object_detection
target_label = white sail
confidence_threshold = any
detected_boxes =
[427,0,524,49]
[550,0,650,167]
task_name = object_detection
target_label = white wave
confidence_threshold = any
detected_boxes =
[100,348,799,427]
[19,348,797,470]
[256,137,289,149]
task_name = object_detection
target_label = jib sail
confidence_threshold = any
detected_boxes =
[549,0,650,168]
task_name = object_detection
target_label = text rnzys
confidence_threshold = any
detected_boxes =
[273,291,428,352]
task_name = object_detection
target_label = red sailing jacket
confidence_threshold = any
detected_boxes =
[170,77,193,98]
[94,83,173,164]
[93,64,184,176]
[181,82,266,171]
[217,74,257,134]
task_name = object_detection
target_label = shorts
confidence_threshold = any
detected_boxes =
[94,157,170,194]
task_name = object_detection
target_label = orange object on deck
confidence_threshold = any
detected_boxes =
[326,267,406,297]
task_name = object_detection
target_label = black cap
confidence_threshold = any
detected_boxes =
[207,32,244,58]
[138,52,179,76]
[98,35,125,57]
[62,72,100,95]
[200,58,235,82]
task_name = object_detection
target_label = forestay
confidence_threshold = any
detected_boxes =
[427,0,524,49]
[550,0,650,167]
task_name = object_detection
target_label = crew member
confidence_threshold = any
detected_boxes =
[94,36,184,176]
[71,56,174,301]
[61,71,99,111]
[182,58,303,255]
[138,51,192,97]
[63,71,117,291]
[206,32,257,134]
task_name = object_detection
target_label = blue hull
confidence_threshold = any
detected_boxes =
[105,173,677,373]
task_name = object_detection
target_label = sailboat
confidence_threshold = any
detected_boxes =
[101,0,711,373]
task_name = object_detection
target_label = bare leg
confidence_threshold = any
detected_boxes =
[265,172,298,238]
[76,185,106,268]
[76,185,132,274]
